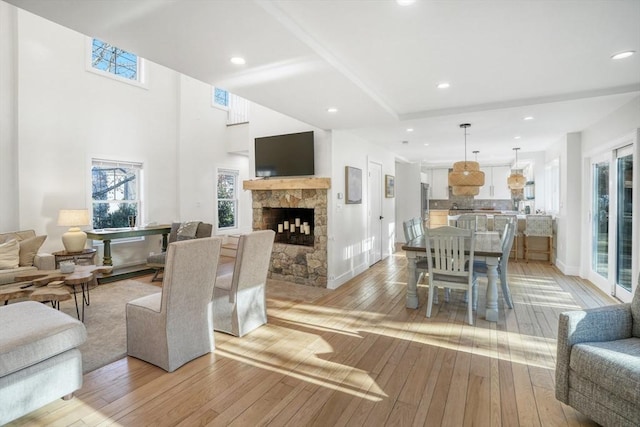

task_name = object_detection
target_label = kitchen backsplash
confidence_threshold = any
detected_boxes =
[429,196,514,211]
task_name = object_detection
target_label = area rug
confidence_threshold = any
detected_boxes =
[58,279,160,373]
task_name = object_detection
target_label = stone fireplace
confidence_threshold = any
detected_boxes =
[245,178,329,287]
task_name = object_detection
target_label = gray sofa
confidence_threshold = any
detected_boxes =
[0,230,55,285]
[556,277,640,427]
[0,301,87,425]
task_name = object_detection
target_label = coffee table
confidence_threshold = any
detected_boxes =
[6,265,113,321]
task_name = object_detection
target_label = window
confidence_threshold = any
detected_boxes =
[213,87,229,109]
[217,169,238,230]
[212,87,250,124]
[92,159,142,229]
[88,38,145,86]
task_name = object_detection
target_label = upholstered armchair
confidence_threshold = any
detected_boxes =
[555,275,640,427]
[212,230,275,337]
[147,221,212,281]
[126,237,222,372]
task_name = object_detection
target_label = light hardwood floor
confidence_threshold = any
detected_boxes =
[9,253,615,426]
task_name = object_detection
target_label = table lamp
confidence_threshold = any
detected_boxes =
[58,209,90,253]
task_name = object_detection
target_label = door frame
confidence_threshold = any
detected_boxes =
[368,160,383,266]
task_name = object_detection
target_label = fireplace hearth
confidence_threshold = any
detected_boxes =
[248,182,329,288]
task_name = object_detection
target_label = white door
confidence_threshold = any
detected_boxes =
[368,161,383,265]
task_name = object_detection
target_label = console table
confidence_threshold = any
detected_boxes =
[86,225,172,266]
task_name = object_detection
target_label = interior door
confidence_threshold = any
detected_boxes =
[368,161,383,265]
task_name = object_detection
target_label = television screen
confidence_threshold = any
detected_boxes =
[255,131,315,177]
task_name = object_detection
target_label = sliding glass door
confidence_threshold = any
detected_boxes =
[592,160,609,279]
[589,144,635,302]
[615,147,633,297]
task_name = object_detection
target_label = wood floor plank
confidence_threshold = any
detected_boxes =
[5,256,617,427]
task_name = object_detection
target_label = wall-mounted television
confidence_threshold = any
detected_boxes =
[255,131,315,177]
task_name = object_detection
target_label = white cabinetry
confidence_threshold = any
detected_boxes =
[477,166,512,200]
[430,168,450,199]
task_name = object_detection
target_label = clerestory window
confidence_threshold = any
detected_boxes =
[87,38,145,86]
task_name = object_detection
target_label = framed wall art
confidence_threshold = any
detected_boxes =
[385,174,395,198]
[345,166,362,204]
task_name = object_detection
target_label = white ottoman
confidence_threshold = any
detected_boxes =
[0,301,87,425]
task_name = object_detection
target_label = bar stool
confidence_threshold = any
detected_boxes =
[494,214,518,261]
[524,215,553,264]
[456,214,488,231]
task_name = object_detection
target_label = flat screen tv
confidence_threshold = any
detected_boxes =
[255,131,315,177]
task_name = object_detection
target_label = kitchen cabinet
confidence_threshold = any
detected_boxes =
[429,168,450,199]
[428,210,449,228]
[477,165,511,200]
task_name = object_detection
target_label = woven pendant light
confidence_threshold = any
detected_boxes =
[448,123,485,188]
[452,185,480,196]
[508,147,526,190]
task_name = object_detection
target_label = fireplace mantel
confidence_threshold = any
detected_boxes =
[243,177,331,191]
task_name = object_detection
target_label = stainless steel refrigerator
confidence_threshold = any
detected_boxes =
[421,183,430,223]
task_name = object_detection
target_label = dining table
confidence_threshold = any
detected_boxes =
[402,231,503,322]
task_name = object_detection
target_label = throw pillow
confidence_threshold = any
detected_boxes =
[18,235,47,267]
[0,239,20,270]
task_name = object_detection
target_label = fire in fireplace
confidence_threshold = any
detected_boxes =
[262,207,314,247]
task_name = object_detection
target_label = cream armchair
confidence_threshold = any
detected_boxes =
[126,237,222,372]
[212,230,275,337]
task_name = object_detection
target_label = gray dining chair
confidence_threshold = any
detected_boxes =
[473,218,515,309]
[493,214,518,260]
[126,236,222,372]
[425,226,477,325]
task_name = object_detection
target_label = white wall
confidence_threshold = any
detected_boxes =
[0,2,19,230]
[395,162,421,242]
[328,130,396,289]
[8,8,252,267]
[554,133,582,274]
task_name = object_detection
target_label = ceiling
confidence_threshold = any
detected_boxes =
[7,0,640,166]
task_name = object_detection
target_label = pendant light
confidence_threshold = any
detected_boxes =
[507,147,526,190]
[452,150,482,196]
[448,123,485,193]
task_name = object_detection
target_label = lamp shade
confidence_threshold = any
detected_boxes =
[58,209,90,253]
[507,170,526,189]
[448,169,485,187]
[57,209,90,227]
[452,185,480,196]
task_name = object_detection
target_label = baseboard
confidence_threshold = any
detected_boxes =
[555,259,580,276]
[327,262,369,290]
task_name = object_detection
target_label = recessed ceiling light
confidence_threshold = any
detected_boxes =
[327,107,338,113]
[523,116,534,121]
[437,82,450,89]
[514,136,521,140]
[406,128,414,132]
[230,57,246,65]
[423,143,429,146]
[611,51,635,60]
[396,0,416,5]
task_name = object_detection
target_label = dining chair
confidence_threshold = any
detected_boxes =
[403,219,417,242]
[425,226,477,325]
[146,221,213,281]
[493,214,518,260]
[455,214,488,231]
[403,218,431,290]
[126,236,222,372]
[473,219,515,309]
[524,215,553,264]
[212,230,275,337]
